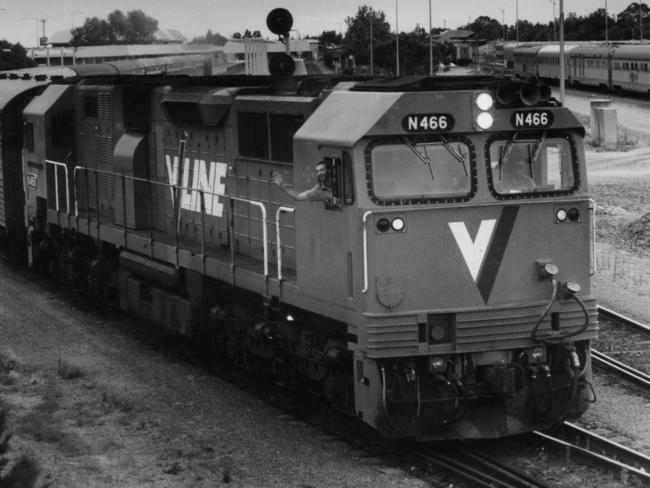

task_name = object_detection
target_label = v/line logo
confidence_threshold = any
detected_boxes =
[165,154,228,218]
[448,206,520,303]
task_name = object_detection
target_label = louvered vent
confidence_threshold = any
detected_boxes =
[98,92,112,119]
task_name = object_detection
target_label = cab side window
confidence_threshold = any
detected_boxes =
[327,152,354,208]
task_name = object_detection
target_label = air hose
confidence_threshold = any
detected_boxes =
[531,278,590,344]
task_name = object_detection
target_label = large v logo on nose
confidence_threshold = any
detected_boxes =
[448,206,520,303]
[448,219,496,282]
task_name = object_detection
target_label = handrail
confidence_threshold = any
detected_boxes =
[275,206,295,281]
[589,198,596,276]
[45,160,70,213]
[361,210,373,294]
[230,196,269,278]
[45,164,297,291]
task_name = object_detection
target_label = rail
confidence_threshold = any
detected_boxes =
[361,210,372,293]
[45,159,70,213]
[589,198,595,276]
[45,161,295,285]
[534,422,650,484]
[275,206,295,281]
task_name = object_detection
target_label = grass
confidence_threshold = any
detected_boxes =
[0,406,43,488]
[56,358,85,380]
[100,390,135,414]
[15,386,64,443]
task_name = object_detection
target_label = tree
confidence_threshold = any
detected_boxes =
[71,10,158,46]
[470,16,502,41]
[342,5,392,73]
[231,30,262,39]
[71,17,115,46]
[191,30,227,45]
[0,41,34,70]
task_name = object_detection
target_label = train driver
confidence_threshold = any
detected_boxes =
[272,160,338,206]
[496,158,535,192]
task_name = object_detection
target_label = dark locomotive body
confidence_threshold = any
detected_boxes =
[2,66,598,440]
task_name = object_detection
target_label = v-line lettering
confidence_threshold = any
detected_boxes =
[165,154,228,218]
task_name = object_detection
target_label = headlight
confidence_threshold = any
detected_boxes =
[556,208,567,222]
[476,112,494,129]
[476,92,494,111]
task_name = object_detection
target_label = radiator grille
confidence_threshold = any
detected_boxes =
[364,299,598,358]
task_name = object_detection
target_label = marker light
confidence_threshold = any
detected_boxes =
[476,92,494,111]
[391,217,405,232]
[568,207,581,222]
[376,218,391,233]
[476,112,494,129]
[556,208,567,222]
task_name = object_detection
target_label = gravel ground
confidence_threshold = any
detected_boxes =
[0,271,434,488]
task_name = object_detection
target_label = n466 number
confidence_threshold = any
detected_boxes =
[403,113,454,132]
[511,110,553,128]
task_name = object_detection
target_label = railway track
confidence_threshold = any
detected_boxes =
[595,306,650,388]
[408,443,555,488]
[535,422,650,486]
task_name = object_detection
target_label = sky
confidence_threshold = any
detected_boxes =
[0,0,637,48]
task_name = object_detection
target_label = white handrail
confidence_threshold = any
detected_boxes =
[275,206,295,281]
[45,159,70,213]
[68,166,272,279]
[230,196,269,278]
[361,210,373,294]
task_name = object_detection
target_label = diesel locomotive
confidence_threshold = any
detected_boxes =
[0,13,598,441]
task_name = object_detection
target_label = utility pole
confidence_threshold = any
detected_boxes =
[516,0,519,44]
[605,0,608,42]
[560,0,565,106]
[395,0,399,76]
[550,0,557,42]
[429,0,433,75]
[369,12,373,75]
[499,8,505,39]
[641,3,644,40]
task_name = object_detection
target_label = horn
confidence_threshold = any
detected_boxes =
[266,8,293,37]
[539,84,552,102]
[495,84,517,106]
[520,82,541,106]
[268,53,295,77]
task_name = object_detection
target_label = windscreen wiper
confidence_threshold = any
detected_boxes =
[401,136,434,179]
[529,131,546,177]
[499,133,518,180]
[438,135,468,176]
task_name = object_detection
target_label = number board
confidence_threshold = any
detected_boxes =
[511,110,553,129]
[402,114,454,133]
